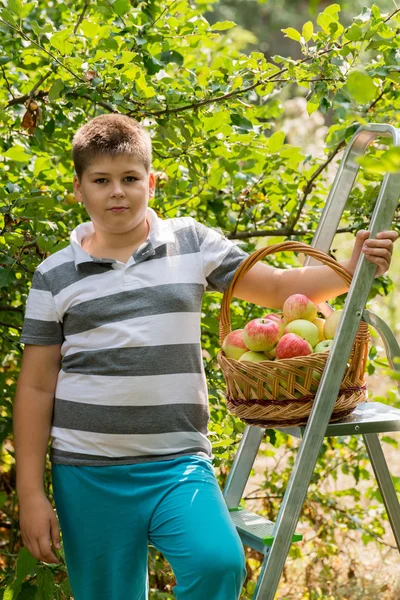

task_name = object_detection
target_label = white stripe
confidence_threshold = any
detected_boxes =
[64,312,201,355]
[200,227,236,278]
[55,372,208,406]
[24,288,61,322]
[55,252,206,312]
[51,428,212,458]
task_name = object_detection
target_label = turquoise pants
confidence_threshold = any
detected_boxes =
[51,454,247,600]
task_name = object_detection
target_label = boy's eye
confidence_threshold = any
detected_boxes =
[94,177,137,183]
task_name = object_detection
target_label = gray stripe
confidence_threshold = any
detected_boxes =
[151,224,199,260]
[61,343,203,375]
[193,220,208,246]
[63,283,204,336]
[206,246,248,292]
[50,448,211,466]
[35,225,201,296]
[20,319,64,345]
[53,399,209,434]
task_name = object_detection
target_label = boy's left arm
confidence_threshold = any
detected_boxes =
[233,230,399,309]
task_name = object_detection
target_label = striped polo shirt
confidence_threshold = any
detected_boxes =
[20,207,249,466]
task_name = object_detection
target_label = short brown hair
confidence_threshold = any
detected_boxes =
[72,114,152,180]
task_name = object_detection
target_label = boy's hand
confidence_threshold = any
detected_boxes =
[19,493,61,564]
[345,229,399,277]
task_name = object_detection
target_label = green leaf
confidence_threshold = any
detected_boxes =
[35,567,56,600]
[345,24,363,42]
[158,50,184,66]
[7,0,23,17]
[49,30,74,55]
[0,267,17,289]
[0,56,12,65]
[230,113,254,131]
[346,71,377,104]
[15,548,37,593]
[268,131,285,153]
[3,146,31,162]
[113,0,131,17]
[210,21,236,31]
[48,79,64,102]
[357,147,400,174]
[281,27,301,42]
[302,21,313,42]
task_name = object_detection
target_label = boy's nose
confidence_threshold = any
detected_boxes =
[111,186,125,197]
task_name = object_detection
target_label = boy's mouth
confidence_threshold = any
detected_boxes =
[109,207,128,212]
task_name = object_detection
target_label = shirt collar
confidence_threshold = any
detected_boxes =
[70,207,175,268]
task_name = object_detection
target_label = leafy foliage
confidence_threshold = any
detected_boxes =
[1,0,400,597]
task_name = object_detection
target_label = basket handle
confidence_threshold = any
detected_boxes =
[219,241,353,346]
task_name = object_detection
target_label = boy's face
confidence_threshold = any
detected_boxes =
[73,153,155,236]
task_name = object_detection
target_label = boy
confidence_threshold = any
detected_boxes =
[13,114,397,600]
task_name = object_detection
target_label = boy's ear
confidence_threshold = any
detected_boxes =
[73,175,82,202]
[148,171,156,198]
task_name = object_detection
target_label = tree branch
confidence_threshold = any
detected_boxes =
[0,18,85,83]
[0,321,22,332]
[74,0,90,34]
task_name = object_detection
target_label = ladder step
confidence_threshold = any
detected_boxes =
[228,508,302,554]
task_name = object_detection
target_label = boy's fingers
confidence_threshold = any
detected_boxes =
[50,517,61,549]
[37,535,59,564]
[376,230,399,241]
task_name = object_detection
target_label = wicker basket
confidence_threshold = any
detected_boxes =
[217,241,370,428]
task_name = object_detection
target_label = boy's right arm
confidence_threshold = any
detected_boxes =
[13,343,62,564]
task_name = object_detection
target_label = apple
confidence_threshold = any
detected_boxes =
[276,333,313,359]
[262,312,282,324]
[65,192,78,205]
[312,317,326,343]
[314,339,333,353]
[310,369,322,393]
[324,310,343,340]
[222,329,249,360]
[265,347,277,360]
[282,294,318,323]
[296,367,322,393]
[283,319,319,348]
[243,318,280,352]
[239,350,268,363]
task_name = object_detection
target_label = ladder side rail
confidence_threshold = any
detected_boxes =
[304,124,400,263]
[362,309,400,375]
[253,170,400,599]
[363,432,400,550]
[223,425,265,508]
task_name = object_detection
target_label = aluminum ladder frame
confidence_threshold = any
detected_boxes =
[224,123,400,599]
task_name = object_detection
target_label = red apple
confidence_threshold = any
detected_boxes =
[282,294,318,323]
[243,318,280,352]
[262,312,282,324]
[276,333,313,359]
[283,319,319,348]
[324,310,343,340]
[222,329,249,360]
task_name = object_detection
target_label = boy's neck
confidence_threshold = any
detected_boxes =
[83,217,150,255]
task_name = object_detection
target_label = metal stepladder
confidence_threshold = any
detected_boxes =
[224,123,400,599]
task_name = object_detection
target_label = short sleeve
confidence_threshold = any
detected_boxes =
[193,219,250,293]
[20,269,64,345]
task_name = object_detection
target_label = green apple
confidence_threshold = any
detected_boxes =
[312,317,326,343]
[239,351,268,363]
[314,339,333,353]
[283,319,319,348]
[324,310,343,340]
